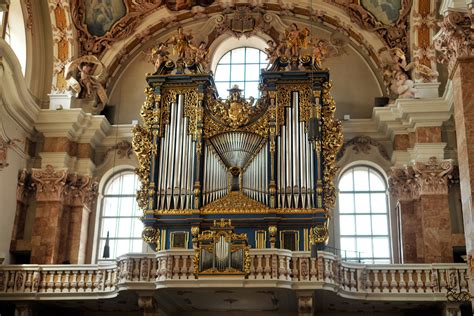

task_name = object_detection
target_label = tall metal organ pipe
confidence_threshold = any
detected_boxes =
[156,94,195,210]
[202,143,228,206]
[242,144,268,205]
[277,92,315,209]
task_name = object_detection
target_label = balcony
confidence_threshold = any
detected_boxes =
[0,250,467,302]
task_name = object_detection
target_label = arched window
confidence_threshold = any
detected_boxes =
[214,47,267,99]
[1,0,27,75]
[338,166,391,263]
[97,170,143,261]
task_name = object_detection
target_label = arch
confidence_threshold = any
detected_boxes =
[3,0,27,76]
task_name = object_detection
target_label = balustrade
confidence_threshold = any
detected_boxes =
[0,251,468,301]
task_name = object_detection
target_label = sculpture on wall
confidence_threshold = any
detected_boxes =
[0,136,21,171]
[383,48,416,98]
[65,55,108,112]
[148,27,210,74]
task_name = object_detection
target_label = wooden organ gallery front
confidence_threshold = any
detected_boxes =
[133,47,343,276]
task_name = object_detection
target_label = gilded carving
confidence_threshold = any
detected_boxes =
[132,124,152,209]
[321,81,343,209]
[434,9,473,76]
[31,165,68,202]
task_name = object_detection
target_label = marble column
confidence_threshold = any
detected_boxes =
[63,174,98,264]
[30,165,67,264]
[434,3,474,302]
[389,158,454,263]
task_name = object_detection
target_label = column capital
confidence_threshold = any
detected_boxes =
[434,9,473,76]
[31,165,68,202]
[64,174,99,208]
[389,157,454,201]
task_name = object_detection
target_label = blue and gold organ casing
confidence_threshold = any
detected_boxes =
[133,66,343,262]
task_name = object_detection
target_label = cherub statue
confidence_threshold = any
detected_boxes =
[404,57,439,83]
[312,40,329,69]
[264,39,278,70]
[65,55,108,108]
[190,41,209,71]
[394,72,417,98]
[150,42,170,74]
[285,23,303,57]
[165,26,193,60]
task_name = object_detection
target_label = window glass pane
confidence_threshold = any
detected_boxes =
[231,48,245,63]
[215,82,230,98]
[259,50,267,62]
[245,64,260,81]
[339,193,354,213]
[116,239,131,257]
[101,218,118,238]
[372,215,388,235]
[246,48,260,63]
[117,218,133,237]
[354,193,370,213]
[231,64,245,81]
[339,172,353,191]
[340,237,356,253]
[356,237,373,257]
[370,193,387,213]
[355,215,371,235]
[353,167,369,191]
[215,64,230,82]
[340,215,355,235]
[105,175,121,195]
[373,237,390,258]
[119,197,135,217]
[219,52,231,64]
[244,82,259,99]
[121,173,136,194]
[103,197,119,216]
[132,219,143,238]
[132,239,143,253]
[369,170,386,191]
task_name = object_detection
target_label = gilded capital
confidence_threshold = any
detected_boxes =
[31,165,68,202]
[434,9,473,75]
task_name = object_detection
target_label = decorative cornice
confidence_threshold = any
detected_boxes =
[388,157,453,201]
[337,135,390,161]
[434,9,473,76]
[31,165,68,202]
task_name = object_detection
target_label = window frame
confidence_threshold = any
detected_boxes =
[336,165,392,264]
[96,170,143,262]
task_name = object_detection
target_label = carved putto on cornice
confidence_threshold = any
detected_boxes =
[388,157,453,202]
[65,55,108,113]
[336,135,390,161]
[31,165,68,202]
[434,10,473,75]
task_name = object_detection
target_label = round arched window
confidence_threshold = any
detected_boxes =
[338,166,391,264]
[214,47,267,99]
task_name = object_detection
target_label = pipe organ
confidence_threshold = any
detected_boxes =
[133,27,343,276]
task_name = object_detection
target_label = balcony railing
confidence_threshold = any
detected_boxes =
[0,250,467,301]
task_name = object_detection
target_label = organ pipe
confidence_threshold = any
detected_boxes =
[202,143,228,206]
[242,143,268,205]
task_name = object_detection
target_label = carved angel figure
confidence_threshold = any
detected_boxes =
[284,23,310,57]
[311,40,329,69]
[165,26,193,60]
[150,42,170,73]
[189,41,210,71]
[404,58,439,83]
[65,55,108,107]
[264,40,278,70]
